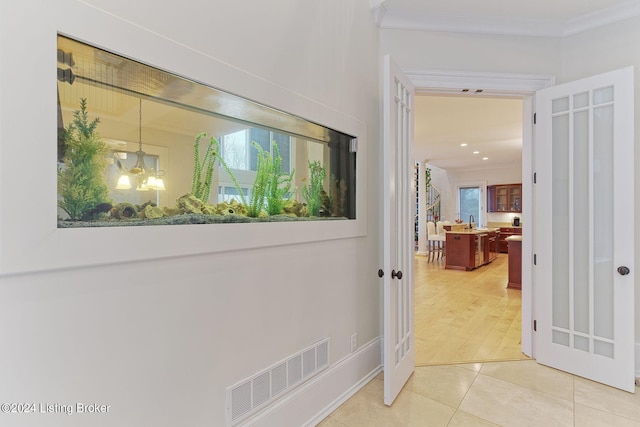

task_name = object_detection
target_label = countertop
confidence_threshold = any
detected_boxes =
[446,228,500,235]
[487,222,523,229]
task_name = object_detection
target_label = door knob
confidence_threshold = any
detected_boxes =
[617,266,630,276]
[378,269,384,278]
[391,270,403,280]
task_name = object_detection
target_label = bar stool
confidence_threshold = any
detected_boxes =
[427,221,445,261]
[436,221,446,259]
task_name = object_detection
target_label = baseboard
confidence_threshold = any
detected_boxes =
[240,337,382,427]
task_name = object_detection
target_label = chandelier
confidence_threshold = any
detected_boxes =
[115,99,165,191]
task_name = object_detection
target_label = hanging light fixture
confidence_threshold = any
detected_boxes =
[115,174,132,189]
[115,172,132,190]
[131,99,149,190]
[114,98,166,191]
[145,171,166,191]
[114,151,132,190]
[152,174,166,190]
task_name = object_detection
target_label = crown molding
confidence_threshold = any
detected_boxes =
[375,0,640,37]
[379,11,564,37]
[565,0,640,36]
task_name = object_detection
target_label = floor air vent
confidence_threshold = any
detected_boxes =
[226,337,330,426]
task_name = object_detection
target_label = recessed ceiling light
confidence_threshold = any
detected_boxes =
[482,157,489,160]
[473,151,480,154]
[460,143,467,147]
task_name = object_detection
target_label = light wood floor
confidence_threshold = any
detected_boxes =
[414,253,529,366]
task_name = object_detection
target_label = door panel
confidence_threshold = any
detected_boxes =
[382,55,415,405]
[535,67,634,392]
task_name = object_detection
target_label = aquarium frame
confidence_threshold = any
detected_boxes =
[0,0,367,275]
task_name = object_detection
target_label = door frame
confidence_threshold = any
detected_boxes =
[404,68,556,357]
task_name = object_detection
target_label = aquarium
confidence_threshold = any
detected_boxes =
[57,35,357,228]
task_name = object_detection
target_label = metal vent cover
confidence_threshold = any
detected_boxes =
[226,337,330,426]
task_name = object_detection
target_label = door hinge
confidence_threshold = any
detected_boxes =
[534,254,537,265]
[534,320,537,331]
[533,112,537,124]
[533,172,537,184]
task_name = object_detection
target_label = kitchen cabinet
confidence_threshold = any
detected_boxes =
[445,230,498,271]
[445,233,476,271]
[507,236,522,289]
[487,185,497,212]
[498,227,522,253]
[487,183,522,213]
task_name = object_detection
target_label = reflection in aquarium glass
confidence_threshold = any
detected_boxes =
[56,35,356,227]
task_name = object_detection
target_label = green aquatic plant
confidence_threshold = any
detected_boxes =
[247,141,296,217]
[219,158,246,206]
[266,142,294,216]
[247,142,270,217]
[191,132,217,202]
[302,160,326,217]
[57,98,112,220]
[191,132,246,205]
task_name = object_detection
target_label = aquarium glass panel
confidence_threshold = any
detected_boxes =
[57,35,356,227]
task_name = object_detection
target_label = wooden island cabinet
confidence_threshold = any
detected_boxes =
[445,229,499,271]
[506,235,522,289]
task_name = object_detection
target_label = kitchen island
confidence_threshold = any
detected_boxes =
[506,235,522,289]
[445,228,500,271]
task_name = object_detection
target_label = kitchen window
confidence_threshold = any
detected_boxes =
[457,183,485,226]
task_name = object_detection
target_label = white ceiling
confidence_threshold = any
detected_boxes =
[414,96,522,171]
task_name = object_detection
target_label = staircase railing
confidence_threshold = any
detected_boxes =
[426,184,441,223]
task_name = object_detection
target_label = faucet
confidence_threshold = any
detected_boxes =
[468,215,475,229]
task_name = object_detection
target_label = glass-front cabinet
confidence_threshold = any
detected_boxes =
[496,186,508,212]
[487,183,522,213]
[508,185,522,212]
[57,35,356,228]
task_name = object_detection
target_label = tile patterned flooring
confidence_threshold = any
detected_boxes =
[319,254,640,426]
[318,360,640,426]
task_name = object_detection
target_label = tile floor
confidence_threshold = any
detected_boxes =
[318,359,640,426]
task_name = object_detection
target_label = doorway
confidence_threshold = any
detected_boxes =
[408,70,549,363]
[414,95,525,365]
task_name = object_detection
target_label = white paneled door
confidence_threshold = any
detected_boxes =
[534,67,635,392]
[382,55,415,406]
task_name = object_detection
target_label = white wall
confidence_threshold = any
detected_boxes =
[380,29,563,75]
[0,2,381,426]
